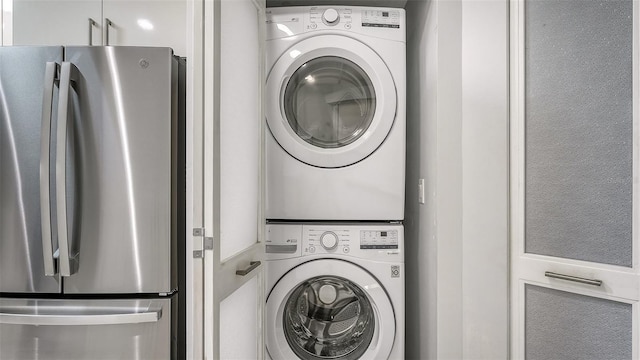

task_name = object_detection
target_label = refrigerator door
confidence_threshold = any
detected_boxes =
[0,46,63,294]
[58,47,178,294]
[0,297,175,359]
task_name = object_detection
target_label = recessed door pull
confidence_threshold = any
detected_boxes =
[544,271,603,287]
[236,261,261,276]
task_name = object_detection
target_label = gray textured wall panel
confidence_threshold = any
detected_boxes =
[524,0,633,266]
[525,284,632,360]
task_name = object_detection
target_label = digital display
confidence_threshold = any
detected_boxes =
[360,230,398,249]
[361,10,400,29]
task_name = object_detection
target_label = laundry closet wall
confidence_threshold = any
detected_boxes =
[405,0,509,358]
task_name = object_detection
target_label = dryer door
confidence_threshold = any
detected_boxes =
[266,35,397,168]
[266,259,395,360]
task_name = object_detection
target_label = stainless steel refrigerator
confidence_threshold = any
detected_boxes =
[0,46,184,359]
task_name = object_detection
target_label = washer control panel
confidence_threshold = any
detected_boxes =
[360,230,399,249]
[305,228,351,254]
[266,224,404,261]
[306,224,404,261]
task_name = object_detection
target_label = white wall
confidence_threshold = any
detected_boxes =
[405,0,440,357]
[460,0,509,357]
[405,0,508,358]
[1,0,10,45]
[0,0,3,44]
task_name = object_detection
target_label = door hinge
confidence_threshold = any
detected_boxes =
[193,227,206,258]
[193,227,214,259]
[203,237,214,250]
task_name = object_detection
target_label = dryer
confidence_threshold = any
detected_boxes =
[265,223,404,359]
[265,6,406,221]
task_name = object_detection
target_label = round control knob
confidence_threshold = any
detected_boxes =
[323,8,340,25]
[320,231,339,250]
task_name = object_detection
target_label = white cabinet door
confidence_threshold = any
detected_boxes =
[11,0,101,45]
[510,0,639,358]
[102,0,187,56]
[7,0,186,54]
[203,0,266,358]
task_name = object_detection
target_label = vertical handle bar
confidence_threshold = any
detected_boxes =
[39,62,59,277]
[55,62,79,277]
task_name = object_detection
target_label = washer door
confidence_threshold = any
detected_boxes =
[266,35,397,168]
[266,259,395,359]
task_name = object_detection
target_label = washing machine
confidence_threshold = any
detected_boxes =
[265,223,404,359]
[265,6,406,221]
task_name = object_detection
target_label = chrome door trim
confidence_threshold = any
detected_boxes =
[39,61,59,277]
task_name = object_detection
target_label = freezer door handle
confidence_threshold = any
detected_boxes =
[56,62,80,277]
[0,308,162,326]
[40,61,59,277]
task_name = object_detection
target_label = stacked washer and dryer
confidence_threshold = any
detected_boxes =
[265,6,405,360]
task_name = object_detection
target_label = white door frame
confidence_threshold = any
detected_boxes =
[202,0,266,358]
[509,0,640,358]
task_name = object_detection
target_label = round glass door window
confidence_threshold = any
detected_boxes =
[283,275,376,359]
[283,56,376,149]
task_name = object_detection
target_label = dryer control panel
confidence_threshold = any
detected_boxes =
[305,7,402,31]
[266,6,405,42]
[361,9,401,29]
[265,223,404,262]
[308,7,353,29]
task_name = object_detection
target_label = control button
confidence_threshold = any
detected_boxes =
[309,246,316,253]
[323,8,340,25]
[310,23,317,29]
[343,246,350,253]
[320,231,338,250]
[345,23,351,29]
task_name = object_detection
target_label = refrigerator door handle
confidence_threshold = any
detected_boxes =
[0,308,162,326]
[40,61,59,277]
[56,62,80,277]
